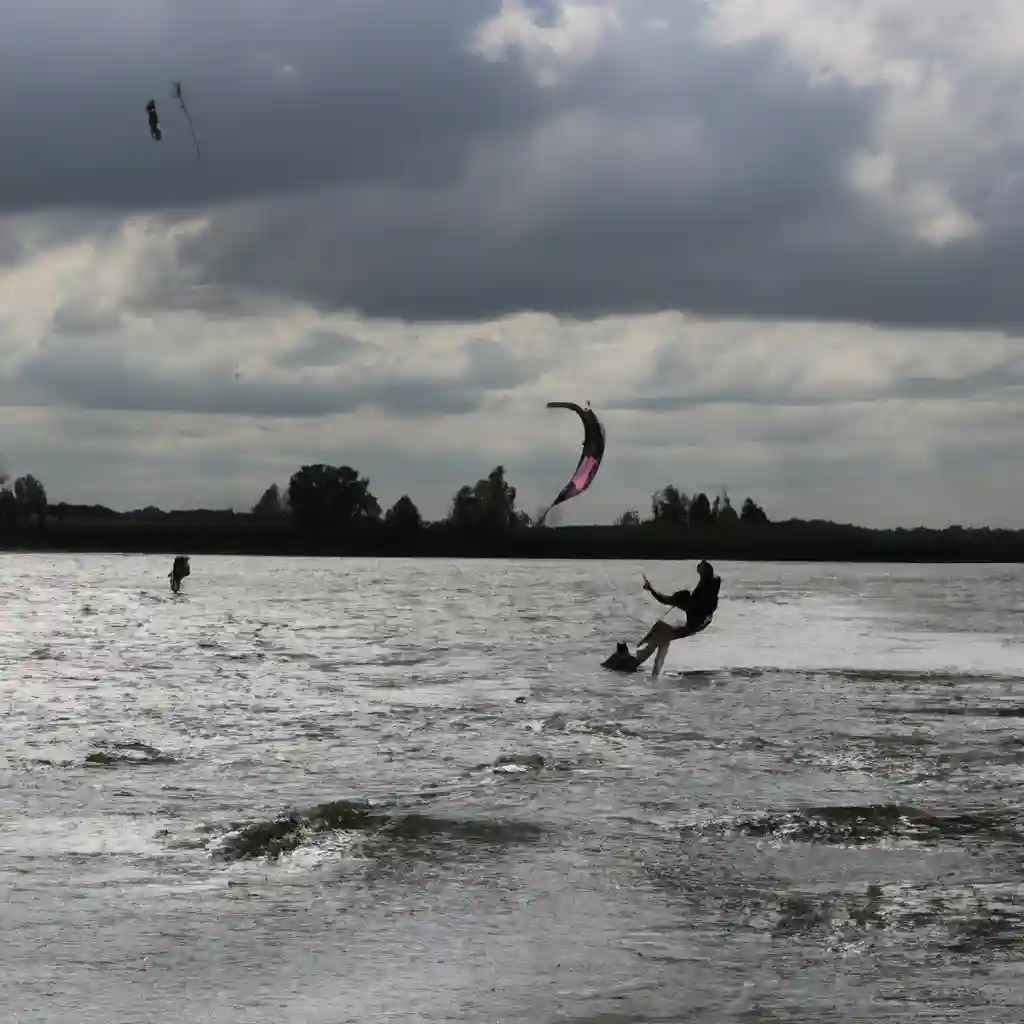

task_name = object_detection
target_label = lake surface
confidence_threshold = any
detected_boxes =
[2,555,1024,1023]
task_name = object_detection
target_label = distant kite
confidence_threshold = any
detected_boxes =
[143,83,201,157]
[172,81,202,159]
[145,100,161,142]
[537,401,606,525]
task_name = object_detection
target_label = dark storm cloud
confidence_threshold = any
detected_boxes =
[0,0,551,213]
[7,0,1024,331]
[163,37,893,326]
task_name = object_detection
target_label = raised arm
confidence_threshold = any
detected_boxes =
[642,574,687,609]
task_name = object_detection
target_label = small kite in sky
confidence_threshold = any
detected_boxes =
[172,81,202,159]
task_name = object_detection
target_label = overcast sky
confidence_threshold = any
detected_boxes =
[2,0,1023,527]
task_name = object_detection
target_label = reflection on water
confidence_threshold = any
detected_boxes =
[2,556,1023,1022]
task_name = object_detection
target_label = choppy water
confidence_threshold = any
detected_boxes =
[2,555,1024,1023]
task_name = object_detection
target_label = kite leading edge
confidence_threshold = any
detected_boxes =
[172,81,202,159]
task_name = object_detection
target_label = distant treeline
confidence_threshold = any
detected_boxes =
[1,463,1022,562]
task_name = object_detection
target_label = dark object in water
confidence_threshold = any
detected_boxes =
[602,641,640,673]
[169,555,191,593]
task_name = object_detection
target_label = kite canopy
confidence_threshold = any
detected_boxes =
[172,81,202,158]
[537,401,606,525]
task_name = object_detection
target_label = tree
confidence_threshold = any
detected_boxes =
[252,483,284,515]
[12,474,47,527]
[651,485,689,528]
[740,497,769,525]
[716,489,739,528]
[480,465,517,531]
[286,464,381,534]
[384,494,423,534]
[0,474,15,525]
[615,509,641,527]
[448,484,478,531]
[447,465,518,534]
[688,492,713,529]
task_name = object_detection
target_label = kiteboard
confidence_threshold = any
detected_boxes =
[602,643,675,676]
[602,643,641,673]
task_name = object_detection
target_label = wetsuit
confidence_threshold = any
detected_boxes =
[645,573,719,635]
[673,573,721,637]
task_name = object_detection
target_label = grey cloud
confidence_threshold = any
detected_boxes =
[607,355,1024,412]
[612,388,819,413]
[52,298,125,336]
[275,330,364,368]
[747,414,850,447]
[133,280,287,321]
[0,210,125,275]
[14,348,501,419]
[462,337,538,389]
[894,361,1024,400]
[164,42,883,325]
[268,331,539,386]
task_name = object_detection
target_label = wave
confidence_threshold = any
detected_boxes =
[670,803,1024,847]
[207,795,548,863]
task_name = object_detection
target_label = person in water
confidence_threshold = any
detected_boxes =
[169,555,191,593]
[612,560,721,674]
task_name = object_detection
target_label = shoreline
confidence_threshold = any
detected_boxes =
[2,515,1023,563]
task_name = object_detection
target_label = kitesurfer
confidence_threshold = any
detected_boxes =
[146,100,161,142]
[610,560,721,675]
[642,561,720,628]
[169,555,190,593]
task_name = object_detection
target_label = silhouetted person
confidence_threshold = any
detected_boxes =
[641,560,720,634]
[614,560,722,676]
[169,555,190,593]
[146,101,161,142]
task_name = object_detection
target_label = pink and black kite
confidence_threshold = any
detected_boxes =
[537,401,606,525]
